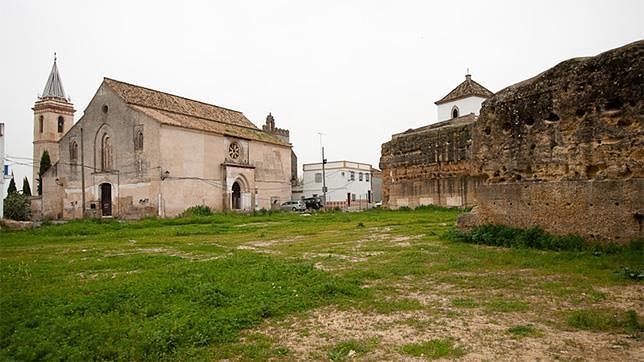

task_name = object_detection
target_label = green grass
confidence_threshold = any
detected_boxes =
[0,251,366,361]
[452,298,478,308]
[484,297,530,313]
[327,338,379,361]
[567,309,643,334]
[1,207,642,360]
[400,339,465,359]
[369,298,424,314]
[507,324,542,338]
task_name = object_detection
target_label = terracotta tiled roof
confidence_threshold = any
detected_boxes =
[103,78,289,146]
[435,74,493,105]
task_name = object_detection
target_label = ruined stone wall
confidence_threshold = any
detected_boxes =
[380,117,480,208]
[460,40,644,242]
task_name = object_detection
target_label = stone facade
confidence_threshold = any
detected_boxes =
[262,113,298,186]
[381,40,643,242]
[380,114,481,208]
[463,40,644,242]
[37,78,293,219]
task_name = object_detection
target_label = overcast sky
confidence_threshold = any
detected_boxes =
[1,0,643,188]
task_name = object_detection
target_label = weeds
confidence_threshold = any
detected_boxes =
[180,205,213,217]
[447,224,640,255]
[327,338,378,361]
[567,309,642,334]
[507,324,541,338]
[400,339,465,359]
[1,207,641,360]
[452,298,478,308]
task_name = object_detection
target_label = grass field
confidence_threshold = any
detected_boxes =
[1,208,642,360]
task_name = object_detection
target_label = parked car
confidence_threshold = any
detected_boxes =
[280,200,306,212]
[303,197,323,210]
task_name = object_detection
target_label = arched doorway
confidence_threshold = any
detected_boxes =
[100,183,112,216]
[232,181,241,210]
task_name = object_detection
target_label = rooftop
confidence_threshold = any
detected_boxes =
[392,113,477,138]
[41,55,68,101]
[103,78,290,146]
[435,74,493,105]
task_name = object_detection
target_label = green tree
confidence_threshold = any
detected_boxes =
[22,177,32,196]
[3,192,31,221]
[37,150,52,195]
[7,173,17,194]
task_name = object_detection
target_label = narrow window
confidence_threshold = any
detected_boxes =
[359,172,363,181]
[134,130,144,151]
[365,173,370,182]
[452,106,459,119]
[350,171,355,181]
[57,116,64,133]
[69,141,78,163]
[314,173,322,183]
[39,116,44,133]
[101,134,113,170]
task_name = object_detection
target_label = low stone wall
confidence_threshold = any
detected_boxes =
[386,175,480,209]
[459,179,643,242]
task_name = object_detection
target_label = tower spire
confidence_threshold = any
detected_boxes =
[41,54,67,100]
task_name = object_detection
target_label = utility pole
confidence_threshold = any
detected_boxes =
[80,127,85,217]
[318,132,327,209]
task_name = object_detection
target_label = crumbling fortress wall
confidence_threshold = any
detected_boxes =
[381,40,643,242]
[462,40,643,242]
[380,115,482,208]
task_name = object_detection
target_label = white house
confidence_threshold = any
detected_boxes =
[303,161,373,209]
[434,73,493,122]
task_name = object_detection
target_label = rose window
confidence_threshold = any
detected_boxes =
[228,143,241,160]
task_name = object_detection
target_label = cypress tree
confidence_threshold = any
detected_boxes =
[7,173,17,194]
[22,176,32,196]
[37,150,52,195]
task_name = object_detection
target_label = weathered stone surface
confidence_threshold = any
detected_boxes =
[465,40,644,242]
[473,40,643,183]
[0,219,35,230]
[380,114,480,208]
[381,40,644,242]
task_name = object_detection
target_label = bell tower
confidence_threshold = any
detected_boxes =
[33,54,75,188]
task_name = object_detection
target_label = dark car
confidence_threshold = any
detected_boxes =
[303,197,323,210]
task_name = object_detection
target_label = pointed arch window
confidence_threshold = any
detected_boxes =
[69,141,79,163]
[134,130,144,151]
[101,134,113,171]
[451,106,460,119]
[57,116,64,133]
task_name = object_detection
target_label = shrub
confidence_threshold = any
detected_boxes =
[180,205,213,217]
[3,192,31,221]
[446,224,631,253]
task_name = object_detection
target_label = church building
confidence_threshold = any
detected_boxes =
[33,58,295,219]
